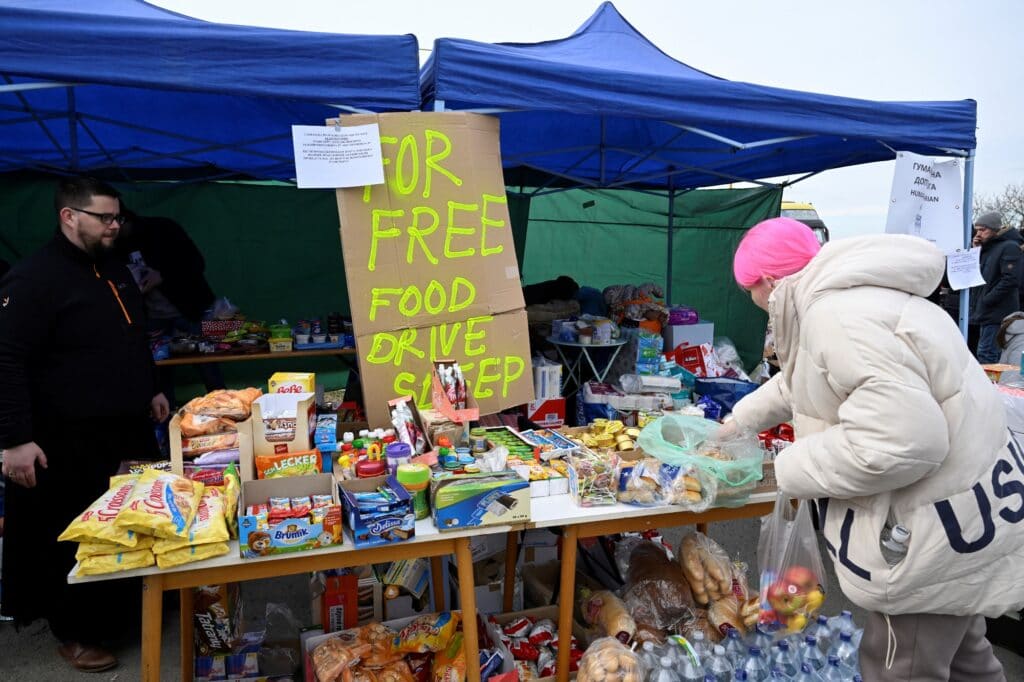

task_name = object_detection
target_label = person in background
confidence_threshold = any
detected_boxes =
[116,207,224,408]
[971,211,1022,363]
[719,217,1020,681]
[0,177,168,672]
[998,311,1024,370]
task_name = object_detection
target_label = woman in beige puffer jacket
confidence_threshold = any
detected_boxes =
[727,218,1024,681]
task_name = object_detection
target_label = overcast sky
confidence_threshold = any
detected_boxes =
[154,0,1022,240]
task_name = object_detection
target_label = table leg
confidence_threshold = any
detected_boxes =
[180,587,195,682]
[696,522,708,535]
[592,344,624,382]
[141,574,164,682]
[430,556,446,611]
[503,530,519,612]
[556,526,579,682]
[553,345,578,396]
[455,537,482,682]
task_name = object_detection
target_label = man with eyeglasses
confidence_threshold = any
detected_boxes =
[0,176,169,672]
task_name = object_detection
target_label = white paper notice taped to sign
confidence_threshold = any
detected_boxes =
[292,123,384,189]
[946,247,986,291]
[885,152,964,254]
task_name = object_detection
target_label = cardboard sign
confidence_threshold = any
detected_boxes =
[333,112,533,425]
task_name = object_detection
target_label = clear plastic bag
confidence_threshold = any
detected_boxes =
[616,456,714,511]
[677,531,735,607]
[576,637,643,682]
[621,541,696,632]
[637,414,764,507]
[757,490,828,633]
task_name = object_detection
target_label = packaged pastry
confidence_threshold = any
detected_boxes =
[678,532,734,606]
[151,486,230,554]
[156,541,231,569]
[431,631,467,682]
[255,449,323,479]
[580,589,637,643]
[183,387,262,421]
[114,468,204,540]
[576,637,641,682]
[394,612,460,654]
[75,534,155,560]
[58,474,141,547]
[77,547,155,576]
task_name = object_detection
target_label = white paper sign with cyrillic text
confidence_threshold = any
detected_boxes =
[292,124,385,189]
[885,152,964,254]
[946,247,986,291]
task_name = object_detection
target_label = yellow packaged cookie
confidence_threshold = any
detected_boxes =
[58,474,141,547]
[156,541,230,569]
[76,535,155,561]
[115,469,204,540]
[77,548,155,576]
[152,486,229,554]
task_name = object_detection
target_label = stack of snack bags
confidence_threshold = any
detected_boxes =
[59,464,240,575]
[310,611,509,682]
[179,387,262,484]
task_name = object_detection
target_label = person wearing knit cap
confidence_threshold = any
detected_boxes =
[971,211,1023,363]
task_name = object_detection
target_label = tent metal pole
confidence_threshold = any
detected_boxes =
[959,149,975,339]
[666,174,676,306]
[66,86,78,171]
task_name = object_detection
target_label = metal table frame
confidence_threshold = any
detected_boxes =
[546,337,627,397]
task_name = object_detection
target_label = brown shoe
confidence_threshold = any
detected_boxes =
[58,641,118,673]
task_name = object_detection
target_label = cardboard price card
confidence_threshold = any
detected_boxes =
[333,112,533,426]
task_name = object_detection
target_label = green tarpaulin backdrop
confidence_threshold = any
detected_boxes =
[0,177,777,399]
[519,186,781,367]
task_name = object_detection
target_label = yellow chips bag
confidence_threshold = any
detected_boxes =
[76,535,156,561]
[115,468,204,540]
[222,463,240,539]
[58,474,141,547]
[77,548,155,576]
[151,486,229,554]
[155,541,230,569]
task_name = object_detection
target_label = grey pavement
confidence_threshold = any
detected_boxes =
[2,517,1021,680]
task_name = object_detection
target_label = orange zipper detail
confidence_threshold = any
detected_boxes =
[106,280,133,325]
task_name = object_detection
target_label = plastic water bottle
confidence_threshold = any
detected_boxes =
[742,647,770,682]
[827,610,862,648]
[680,654,707,682]
[748,624,774,652]
[826,631,859,672]
[819,655,847,681]
[767,668,789,680]
[800,636,827,672]
[691,630,712,665]
[880,524,911,566]
[724,628,747,667]
[734,671,748,681]
[706,645,734,682]
[769,640,799,678]
[666,637,685,665]
[793,663,821,681]
[641,641,662,675]
[654,656,681,682]
[805,615,833,653]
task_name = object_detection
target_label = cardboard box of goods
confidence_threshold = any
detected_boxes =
[268,372,316,394]
[237,474,342,558]
[169,411,255,482]
[663,321,714,351]
[430,471,531,530]
[251,393,316,457]
[338,475,416,548]
[485,604,590,681]
[524,397,567,428]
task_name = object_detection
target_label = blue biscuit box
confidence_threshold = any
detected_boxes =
[339,475,416,548]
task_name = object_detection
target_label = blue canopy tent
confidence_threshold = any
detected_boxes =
[0,0,421,180]
[421,2,978,330]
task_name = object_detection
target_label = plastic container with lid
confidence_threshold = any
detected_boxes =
[355,457,385,478]
[396,462,431,520]
[385,441,412,475]
[470,428,489,454]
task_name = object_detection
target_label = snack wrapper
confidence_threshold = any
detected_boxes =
[77,547,155,576]
[527,619,555,646]
[114,469,204,540]
[58,474,141,547]
[156,541,231,569]
[502,617,533,638]
[432,631,467,682]
[394,612,460,654]
[151,486,230,554]
[75,534,155,560]
[255,449,323,479]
